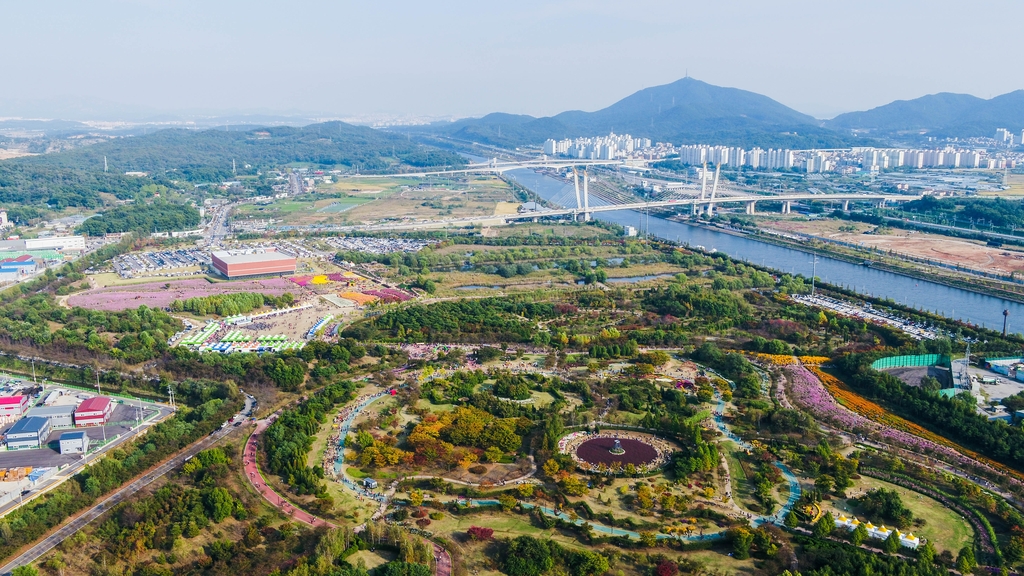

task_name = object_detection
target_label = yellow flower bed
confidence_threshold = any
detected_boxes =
[799,356,830,365]
[752,353,797,366]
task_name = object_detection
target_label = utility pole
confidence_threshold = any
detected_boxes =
[96,372,106,444]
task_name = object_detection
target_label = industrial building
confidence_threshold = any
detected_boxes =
[74,397,113,427]
[0,395,29,419]
[58,430,89,454]
[210,250,296,278]
[6,416,51,450]
[25,404,76,428]
[0,236,85,253]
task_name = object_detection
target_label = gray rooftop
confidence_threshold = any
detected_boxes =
[211,251,295,265]
[8,416,49,435]
[25,405,76,417]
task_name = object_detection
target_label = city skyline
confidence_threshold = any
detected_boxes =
[1,1,1022,121]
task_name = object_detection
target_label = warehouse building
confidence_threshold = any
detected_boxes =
[0,395,29,419]
[25,404,76,428]
[210,250,296,278]
[58,430,89,454]
[74,397,113,427]
[6,416,51,450]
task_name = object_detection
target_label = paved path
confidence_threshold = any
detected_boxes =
[244,412,451,576]
[243,417,335,530]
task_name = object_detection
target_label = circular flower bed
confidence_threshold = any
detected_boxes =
[575,437,658,467]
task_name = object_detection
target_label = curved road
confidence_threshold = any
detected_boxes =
[243,411,452,576]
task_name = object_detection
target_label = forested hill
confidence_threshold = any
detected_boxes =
[825,90,1024,137]
[0,121,465,211]
[420,78,860,149]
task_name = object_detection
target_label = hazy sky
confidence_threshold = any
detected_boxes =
[3,0,1023,120]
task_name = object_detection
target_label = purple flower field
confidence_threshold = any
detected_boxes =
[68,278,294,311]
[785,366,1024,490]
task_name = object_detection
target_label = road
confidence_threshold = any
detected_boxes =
[0,396,253,575]
[0,404,173,519]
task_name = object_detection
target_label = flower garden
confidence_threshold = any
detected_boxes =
[68,278,294,311]
[787,366,1024,487]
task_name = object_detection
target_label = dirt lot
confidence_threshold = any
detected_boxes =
[883,366,951,388]
[761,217,1024,275]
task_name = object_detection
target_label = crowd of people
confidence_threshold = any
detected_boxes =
[322,389,393,479]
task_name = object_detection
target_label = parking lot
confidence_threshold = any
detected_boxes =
[111,249,210,279]
[324,236,429,255]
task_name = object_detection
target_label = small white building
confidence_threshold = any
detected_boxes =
[834,514,920,549]
[58,430,89,454]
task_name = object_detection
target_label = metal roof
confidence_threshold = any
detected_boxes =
[8,416,49,435]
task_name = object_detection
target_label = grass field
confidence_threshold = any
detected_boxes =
[835,475,974,554]
[723,442,760,513]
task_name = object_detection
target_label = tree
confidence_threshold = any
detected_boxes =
[850,523,868,546]
[654,561,679,576]
[813,512,834,538]
[814,474,835,494]
[731,527,753,560]
[569,550,609,576]
[501,536,553,576]
[484,446,504,463]
[638,531,658,548]
[11,568,38,576]
[918,541,936,565]
[409,489,424,507]
[956,546,976,573]
[498,493,518,512]
[203,487,235,523]
[467,526,494,541]
[882,530,900,554]
[784,511,799,528]
[517,483,534,499]
[542,459,560,478]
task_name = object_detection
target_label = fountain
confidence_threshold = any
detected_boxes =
[609,438,625,455]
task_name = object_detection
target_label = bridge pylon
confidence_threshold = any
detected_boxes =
[582,170,591,221]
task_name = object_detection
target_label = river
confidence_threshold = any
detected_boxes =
[503,167,1024,334]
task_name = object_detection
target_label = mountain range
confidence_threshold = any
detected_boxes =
[824,91,1024,137]
[418,78,1024,148]
[424,78,853,149]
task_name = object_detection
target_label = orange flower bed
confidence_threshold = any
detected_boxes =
[809,367,1024,483]
[339,291,377,305]
[798,356,831,365]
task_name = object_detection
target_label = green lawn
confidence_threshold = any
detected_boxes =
[835,476,974,554]
[723,442,760,513]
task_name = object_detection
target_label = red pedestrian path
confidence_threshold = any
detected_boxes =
[243,418,452,576]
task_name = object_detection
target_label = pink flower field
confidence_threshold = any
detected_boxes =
[68,278,295,311]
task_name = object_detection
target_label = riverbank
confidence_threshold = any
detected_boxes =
[669,215,1024,305]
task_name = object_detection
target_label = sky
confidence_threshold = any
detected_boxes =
[2,0,1023,121]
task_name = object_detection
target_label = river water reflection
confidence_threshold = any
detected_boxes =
[504,167,1024,333]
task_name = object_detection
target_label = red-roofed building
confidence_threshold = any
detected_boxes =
[74,397,113,427]
[0,395,28,418]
